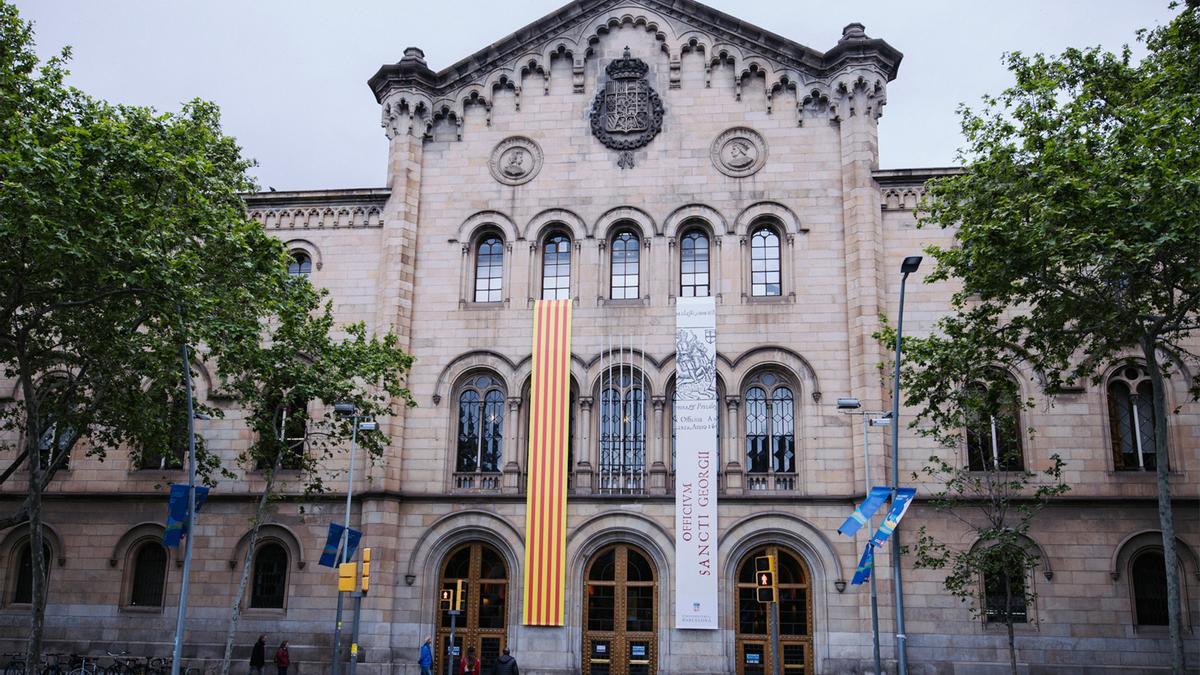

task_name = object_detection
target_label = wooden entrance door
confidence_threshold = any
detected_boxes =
[582,544,657,675]
[735,545,813,675]
[436,542,508,675]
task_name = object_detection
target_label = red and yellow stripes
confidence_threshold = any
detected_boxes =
[522,299,572,626]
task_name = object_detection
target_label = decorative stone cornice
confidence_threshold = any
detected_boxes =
[243,188,390,230]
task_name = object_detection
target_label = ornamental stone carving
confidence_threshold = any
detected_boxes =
[589,47,665,168]
[710,127,767,178]
[488,136,543,186]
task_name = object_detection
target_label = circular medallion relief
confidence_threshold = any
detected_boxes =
[489,136,543,186]
[710,127,767,178]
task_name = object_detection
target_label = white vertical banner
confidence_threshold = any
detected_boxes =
[674,296,718,629]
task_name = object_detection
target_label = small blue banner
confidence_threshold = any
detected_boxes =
[851,543,875,586]
[318,523,362,567]
[870,487,917,548]
[837,486,892,537]
[163,483,210,548]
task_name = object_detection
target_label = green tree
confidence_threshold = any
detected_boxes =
[913,3,1200,670]
[0,1,409,664]
[215,279,414,675]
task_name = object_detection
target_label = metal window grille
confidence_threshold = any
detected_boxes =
[250,543,288,609]
[129,543,167,607]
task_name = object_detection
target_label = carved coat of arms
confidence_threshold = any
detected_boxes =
[590,47,665,168]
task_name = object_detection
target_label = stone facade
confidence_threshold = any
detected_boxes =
[1,1,1198,673]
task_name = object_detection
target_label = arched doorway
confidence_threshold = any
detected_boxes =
[436,542,508,675]
[582,543,657,675]
[734,545,813,674]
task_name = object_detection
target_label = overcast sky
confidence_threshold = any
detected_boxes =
[16,0,1176,191]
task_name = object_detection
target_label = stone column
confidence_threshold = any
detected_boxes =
[723,395,743,495]
[649,395,668,495]
[575,396,594,494]
[502,397,522,494]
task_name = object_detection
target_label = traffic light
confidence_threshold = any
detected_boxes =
[338,562,357,592]
[440,588,454,612]
[361,548,371,594]
[755,555,777,603]
[455,579,466,612]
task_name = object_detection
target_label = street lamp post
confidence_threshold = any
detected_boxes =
[836,398,890,675]
[890,255,922,675]
[331,402,374,675]
[169,339,199,675]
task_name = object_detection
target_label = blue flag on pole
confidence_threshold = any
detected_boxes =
[318,523,362,567]
[851,543,875,585]
[163,483,210,548]
[870,487,917,548]
[837,486,892,537]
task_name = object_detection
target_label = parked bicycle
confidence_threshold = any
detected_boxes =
[2,653,26,675]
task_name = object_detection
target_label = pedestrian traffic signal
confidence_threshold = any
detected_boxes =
[755,555,777,603]
[439,588,454,612]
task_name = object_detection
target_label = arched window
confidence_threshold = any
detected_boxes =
[250,543,288,609]
[964,376,1023,471]
[610,230,640,299]
[455,374,506,489]
[744,372,795,490]
[735,545,812,674]
[599,368,646,493]
[256,396,307,471]
[750,226,781,297]
[542,233,571,300]
[11,542,51,605]
[1131,549,1169,626]
[680,229,710,297]
[1107,364,1162,471]
[128,541,168,607]
[983,563,1028,624]
[474,236,504,302]
[287,251,312,276]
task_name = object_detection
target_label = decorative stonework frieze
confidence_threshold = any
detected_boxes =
[488,136,543,186]
[710,127,767,178]
[244,188,390,230]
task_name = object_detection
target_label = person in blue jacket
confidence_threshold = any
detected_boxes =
[418,635,433,675]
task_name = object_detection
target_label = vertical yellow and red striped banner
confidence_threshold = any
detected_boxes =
[522,299,572,626]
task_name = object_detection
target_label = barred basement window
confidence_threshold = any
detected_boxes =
[128,542,168,607]
[610,230,640,299]
[474,236,504,302]
[250,543,288,609]
[1107,364,1162,471]
[542,233,571,300]
[679,229,710,298]
[983,567,1028,624]
[1131,550,1169,626]
[11,542,51,605]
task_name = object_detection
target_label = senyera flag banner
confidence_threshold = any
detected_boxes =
[522,299,572,626]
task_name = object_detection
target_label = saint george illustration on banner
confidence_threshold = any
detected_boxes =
[674,297,718,629]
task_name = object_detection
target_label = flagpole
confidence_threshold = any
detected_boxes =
[170,323,198,675]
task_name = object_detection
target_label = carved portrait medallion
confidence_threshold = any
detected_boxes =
[710,127,768,178]
[590,47,665,168]
[488,136,543,186]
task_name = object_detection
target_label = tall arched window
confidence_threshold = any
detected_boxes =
[744,372,795,490]
[542,233,572,300]
[455,374,505,489]
[1107,364,1162,471]
[599,368,645,493]
[11,542,51,605]
[128,541,168,608]
[1131,549,1170,626]
[287,251,312,276]
[680,229,710,297]
[474,236,504,302]
[610,230,640,299]
[750,226,781,297]
[964,376,1023,471]
[250,543,288,609]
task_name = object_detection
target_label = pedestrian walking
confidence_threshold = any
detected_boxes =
[456,646,479,675]
[249,635,266,675]
[418,635,433,675]
[493,648,518,675]
[273,640,290,675]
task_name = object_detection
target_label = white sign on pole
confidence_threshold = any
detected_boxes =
[674,296,718,629]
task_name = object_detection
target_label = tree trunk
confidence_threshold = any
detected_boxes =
[1142,338,1184,674]
[1004,573,1017,675]
[25,431,46,666]
[219,455,281,675]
